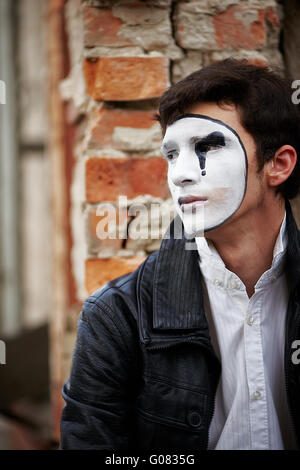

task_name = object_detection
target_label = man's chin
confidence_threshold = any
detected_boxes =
[180,209,206,239]
[182,224,205,239]
[182,217,228,237]
[174,204,232,238]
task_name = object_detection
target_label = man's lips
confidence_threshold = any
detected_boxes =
[178,195,207,205]
[178,195,208,212]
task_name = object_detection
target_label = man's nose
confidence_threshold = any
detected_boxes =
[169,151,201,187]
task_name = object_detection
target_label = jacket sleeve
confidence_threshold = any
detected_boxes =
[60,296,141,450]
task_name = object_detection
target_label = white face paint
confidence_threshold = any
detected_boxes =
[161,114,248,235]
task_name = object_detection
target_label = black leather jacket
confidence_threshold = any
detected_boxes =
[60,203,300,450]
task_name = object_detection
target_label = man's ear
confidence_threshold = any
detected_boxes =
[265,145,297,189]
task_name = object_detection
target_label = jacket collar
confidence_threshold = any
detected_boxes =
[138,214,212,350]
[152,215,206,331]
[149,201,300,332]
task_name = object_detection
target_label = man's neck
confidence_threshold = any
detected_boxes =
[206,197,286,298]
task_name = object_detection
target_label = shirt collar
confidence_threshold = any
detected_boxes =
[138,202,300,341]
[273,211,287,259]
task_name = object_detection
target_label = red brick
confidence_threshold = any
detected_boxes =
[213,6,266,50]
[89,108,158,150]
[245,57,268,67]
[85,157,169,203]
[83,57,169,101]
[265,6,280,28]
[52,383,64,443]
[82,6,133,47]
[85,257,146,294]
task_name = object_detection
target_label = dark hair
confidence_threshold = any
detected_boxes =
[156,58,300,199]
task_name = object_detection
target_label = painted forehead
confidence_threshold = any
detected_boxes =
[161,113,246,151]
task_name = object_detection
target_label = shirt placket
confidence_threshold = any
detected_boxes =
[244,292,269,449]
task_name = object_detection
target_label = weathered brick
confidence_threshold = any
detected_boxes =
[207,50,269,67]
[85,257,146,294]
[213,5,266,50]
[52,383,65,444]
[265,5,280,47]
[86,0,171,6]
[174,3,279,52]
[85,157,169,203]
[112,3,174,52]
[82,5,133,47]
[83,3,175,52]
[88,108,161,151]
[265,5,280,28]
[174,3,218,50]
[83,57,169,101]
[172,51,204,83]
[125,197,176,253]
[206,48,283,70]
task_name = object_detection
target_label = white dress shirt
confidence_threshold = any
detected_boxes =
[195,213,298,450]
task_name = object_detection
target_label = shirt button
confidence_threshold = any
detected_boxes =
[214,279,222,287]
[246,315,254,326]
[253,390,262,400]
[229,278,238,289]
[271,275,277,283]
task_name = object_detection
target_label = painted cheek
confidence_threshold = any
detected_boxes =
[209,187,231,202]
[167,172,178,197]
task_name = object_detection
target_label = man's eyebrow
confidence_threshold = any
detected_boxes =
[161,131,228,151]
[190,131,226,145]
[161,140,177,151]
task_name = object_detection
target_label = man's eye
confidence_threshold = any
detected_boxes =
[166,151,178,161]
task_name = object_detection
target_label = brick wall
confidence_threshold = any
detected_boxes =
[64,0,283,294]
[51,0,284,441]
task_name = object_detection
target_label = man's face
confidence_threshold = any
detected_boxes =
[161,102,260,236]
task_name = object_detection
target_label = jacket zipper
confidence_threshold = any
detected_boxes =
[205,386,217,450]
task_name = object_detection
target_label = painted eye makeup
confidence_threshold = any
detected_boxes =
[161,139,179,161]
[163,115,248,233]
[194,131,225,150]
[166,150,178,161]
[161,148,179,161]
[194,131,225,176]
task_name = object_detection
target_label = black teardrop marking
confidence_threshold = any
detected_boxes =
[195,143,207,177]
[194,132,225,177]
